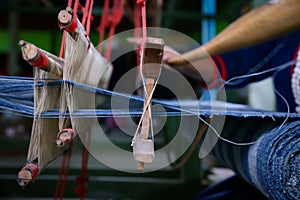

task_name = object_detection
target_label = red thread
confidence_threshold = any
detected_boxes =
[59,32,66,58]
[135,0,147,54]
[54,152,66,199]
[65,19,78,33]
[85,0,94,36]
[85,34,91,50]
[29,50,48,68]
[74,146,89,199]
[136,0,146,4]
[60,149,72,200]
[75,121,92,200]
[57,128,75,145]
[133,1,142,78]
[54,144,73,200]
[67,0,72,8]
[97,0,124,60]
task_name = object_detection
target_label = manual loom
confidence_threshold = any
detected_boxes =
[0,0,299,199]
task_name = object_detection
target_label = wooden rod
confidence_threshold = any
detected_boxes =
[19,40,63,76]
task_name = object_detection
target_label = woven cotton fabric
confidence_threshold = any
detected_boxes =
[213,117,300,199]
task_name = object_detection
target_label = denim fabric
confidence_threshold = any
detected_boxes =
[2,76,300,119]
[254,121,300,199]
[214,119,300,199]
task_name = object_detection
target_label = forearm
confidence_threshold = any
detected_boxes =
[169,0,300,65]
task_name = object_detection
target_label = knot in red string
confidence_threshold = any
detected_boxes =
[136,0,146,4]
[74,175,88,198]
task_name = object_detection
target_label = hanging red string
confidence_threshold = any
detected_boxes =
[136,0,147,57]
[137,0,147,38]
[133,1,142,66]
[85,0,94,36]
[97,0,124,61]
[54,143,73,200]
[74,145,89,200]
[74,120,92,200]
[81,0,91,28]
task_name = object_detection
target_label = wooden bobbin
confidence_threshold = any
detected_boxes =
[56,128,75,147]
[133,37,164,171]
[58,8,73,29]
[19,40,40,63]
[17,163,39,187]
[19,40,63,76]
[58,8,78,35]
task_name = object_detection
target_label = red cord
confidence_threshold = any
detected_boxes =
[133,1,142,80]
[97,0,124,60]
[54,152,65,199]
[29,50,49,68]
[54,144,73,200]
[60,148,72,200]
[59,32,65,58]
[81,0,90,28]
[65,19,78,33]
[136,0,147,57]
[74,146,89,199]
[67,0,73,8]
[85,0,94,36]
[75,125,91,200]
[136,0,147,39]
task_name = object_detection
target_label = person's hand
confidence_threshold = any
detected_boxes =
[126,37,215,83]
[126,37,184,70]
[162,45,181,65]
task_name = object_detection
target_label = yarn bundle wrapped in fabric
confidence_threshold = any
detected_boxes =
[16,7,112,184]
[212,117,300,199]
